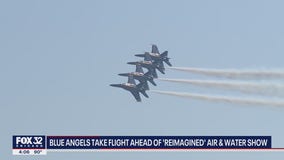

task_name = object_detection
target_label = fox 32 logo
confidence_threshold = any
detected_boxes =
[13,135,46,149]
[13,135,46,155]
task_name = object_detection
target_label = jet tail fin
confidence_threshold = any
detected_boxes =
[156,62,165,74]
[164,59,172,66]
[157,67,165,74]
[161,51,168,57]
[161,51,172,66]
[151,44,159,53]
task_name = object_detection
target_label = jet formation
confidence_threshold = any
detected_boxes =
[110,44,172,102]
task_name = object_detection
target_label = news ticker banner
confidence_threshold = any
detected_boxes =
[12,135,281,155]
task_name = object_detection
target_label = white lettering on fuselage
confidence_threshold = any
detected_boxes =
[150,53,160,57]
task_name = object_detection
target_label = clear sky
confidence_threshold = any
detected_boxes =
[1,0,284,159]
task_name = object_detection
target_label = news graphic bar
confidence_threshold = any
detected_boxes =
[47,136,272,149]
[13,135,277,155]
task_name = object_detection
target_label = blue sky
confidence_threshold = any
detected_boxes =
[1,0,284,159]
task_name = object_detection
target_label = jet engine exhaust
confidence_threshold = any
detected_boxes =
[169,67,284,79]
[151,90,284,108]
[158,78,284,97]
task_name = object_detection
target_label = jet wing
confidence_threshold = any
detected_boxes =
[156,67,165,74]
[130,91,141,102]
[144,52,152,61]
[128,75,136,85]
[154,61,165,74]
[151,44,159,53]
[135,64,144,73]
[158,60,165,70]
[147,68,158,78]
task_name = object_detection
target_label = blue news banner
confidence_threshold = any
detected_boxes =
[13,135,272,155]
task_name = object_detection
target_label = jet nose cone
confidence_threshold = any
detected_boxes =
[118,73,128,76]
[110,84,120,87]
[127,62,137,65]
[135,54,144,57]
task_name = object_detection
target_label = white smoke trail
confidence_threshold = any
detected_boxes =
[169,67,284,79]
[151,90,284,107]
[158,78,284,97]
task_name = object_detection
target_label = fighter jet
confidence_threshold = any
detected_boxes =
[110,75,149,102]
[118,64,156,90]
[127,53,164,78]
[135,44,172,67]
